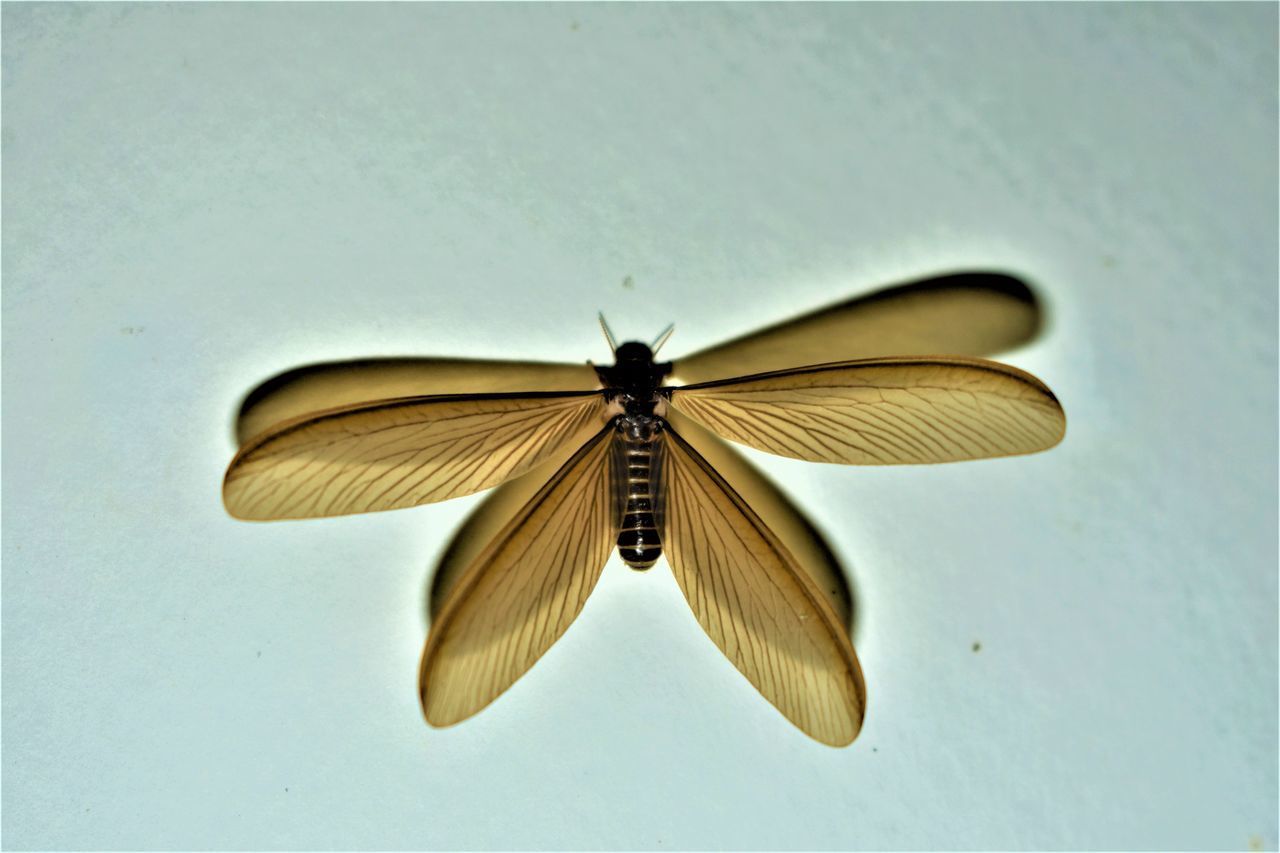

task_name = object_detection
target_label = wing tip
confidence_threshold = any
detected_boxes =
[420,696,466,730]
[418,667,490,730]
[222,473,281,521]
[819,728,860,748]
[417,615,507,730]
[795,698,864,748]
[221,475,252,520]
[1050,406,1067,446]
[418,672,456,728]
[1028,394,1067,453]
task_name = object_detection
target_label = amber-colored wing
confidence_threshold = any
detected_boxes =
[661,425,865,746]
[663,408,853,630]
[235,358,600,445]
[668,356,1065,465]
[223,391,607,520]
[420,424,618,727]
[426,442,581,621]
[669,272,1042,385]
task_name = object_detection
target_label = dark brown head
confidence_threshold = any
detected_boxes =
[594,339,673,396]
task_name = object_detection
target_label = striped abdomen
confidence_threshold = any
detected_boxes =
[616,417,663,570]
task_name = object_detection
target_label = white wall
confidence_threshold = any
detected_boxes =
[3,4,1275,849]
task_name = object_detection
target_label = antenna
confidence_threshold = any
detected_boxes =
[598,312,618,355]
[651,323,676,355]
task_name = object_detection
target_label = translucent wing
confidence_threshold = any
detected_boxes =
[236,358,600,445]
[223,391,607,520]
[669,356,1065,465]
[663,408,852,630]
[670,271,1041,385]
[420,424,618,726]
[661,425,865,746]
[427,446,576,621]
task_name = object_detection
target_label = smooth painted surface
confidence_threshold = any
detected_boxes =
[3,4,1275,850]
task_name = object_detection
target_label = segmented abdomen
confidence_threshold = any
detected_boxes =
[616,420,662,570]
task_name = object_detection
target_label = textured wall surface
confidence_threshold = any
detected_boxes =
[3,4,1275,849]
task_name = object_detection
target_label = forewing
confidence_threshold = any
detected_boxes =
[236,358,600,445]
[420,424,618,726]
[669,356,1065,465]
[224,391,607,520]
[661,425,865,746]
[670,272,1041,385]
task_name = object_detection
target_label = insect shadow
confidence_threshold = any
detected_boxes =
[227,268,1049,742]
[229,271,1046,447]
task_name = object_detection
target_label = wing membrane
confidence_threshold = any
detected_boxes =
[427,452,569,621]
[420,424,618,726]
[663,408,853,629]
[224,391,607,520]
[236,358,600,445]
[661,425,865,746]
[669,356,1065,465]
[670,272,1041,385]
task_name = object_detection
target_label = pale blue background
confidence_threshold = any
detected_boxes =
[3,4,1276,850]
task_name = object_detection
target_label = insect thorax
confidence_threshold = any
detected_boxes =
[594,340,672,414]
